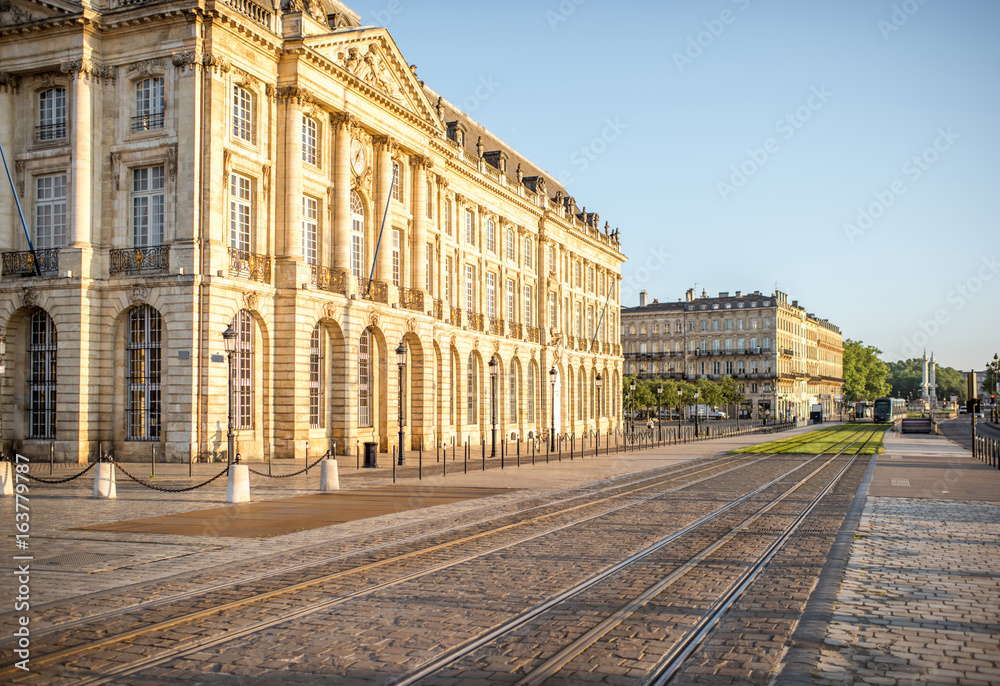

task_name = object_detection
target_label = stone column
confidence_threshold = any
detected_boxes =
[411,156,429,294]
[375,137,393,284]
[333,114,351,273]
[69,64,92,248]
[279,90,304,265]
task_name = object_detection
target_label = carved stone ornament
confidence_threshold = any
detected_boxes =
[323,302,337,320]
[513,346,519,358]
[473,338,480,350]
[405,318,417,333]
[223,149,232,181]
[129,284,150,306]
[0,72,21,94]
[128,59,163,78]
[0,0,35,24]
[335,43,407,108]
[450,334,457,349]
[276,85,313,104]
[243,291,259,311]
[493,340,500,353]
[110,152,122,191]
[553,351,562,366]
[172,52,197,71]
[166,145,177,181]
[21,287,38,309]
[201,53,231,74]
[368,312,379,329]
[262,164,271,198]
[33,72,57,88]
[14,160,24,197]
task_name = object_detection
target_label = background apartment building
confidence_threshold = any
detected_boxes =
[0,0,624,463]
[621,289,844,419]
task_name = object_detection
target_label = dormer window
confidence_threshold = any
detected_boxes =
[37,88,66,141]
[446,121,468,147]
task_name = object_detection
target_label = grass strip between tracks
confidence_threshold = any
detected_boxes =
[735,424,889,456]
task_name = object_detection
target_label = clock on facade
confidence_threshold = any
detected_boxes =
[351,139,367,175]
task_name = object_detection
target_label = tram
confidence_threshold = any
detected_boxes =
[873,397,906,423]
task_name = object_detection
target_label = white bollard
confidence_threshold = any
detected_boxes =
[1,460,13,496]
[93,462,117,499]
[226,463,250,503]
[320,458,340,492]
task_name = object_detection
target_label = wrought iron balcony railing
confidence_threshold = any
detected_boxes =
[508,321,523,339]
[229,248,271,283]
[433,299,444,320]
[489,318,504,336]
[2,249,59,276]
[310,266,347,294]
[399,287,424,312]
[450,306,462,326]
[525,325,540,343]
[131,111,165,133]
[358,277,388,304]
[35,122,66,141]
[109,245,169,275]
[468,312,484,332]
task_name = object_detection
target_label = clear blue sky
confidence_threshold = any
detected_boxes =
[348,0,1000,373]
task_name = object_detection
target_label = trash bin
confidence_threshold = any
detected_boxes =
[363,441,379,468]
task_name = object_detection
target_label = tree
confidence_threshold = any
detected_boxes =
[887,358,968,404]
[843,339,890,401]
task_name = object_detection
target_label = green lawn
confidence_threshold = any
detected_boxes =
[736,424,889,456]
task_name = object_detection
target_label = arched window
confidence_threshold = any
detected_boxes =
[351,192,365,278]
[450,349,458,425]
[127,305,162,441]
[528,363,536,423]
[578,367,585,420]
[467,353,478,425]
[310,325,322,428]
[509,362,518,424]
[234,310,254,430]
[28,310,57,439]
[359,328,373,428]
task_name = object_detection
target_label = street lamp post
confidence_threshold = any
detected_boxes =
[222,325,237,469]
[677,388,683,435]
[396,341,407,469]
[596,373,603,455]
[489,357,498,457]
[656,383,663,444]
[549,366,557,451]
[694,389,700,438]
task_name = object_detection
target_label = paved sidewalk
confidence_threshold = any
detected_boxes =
[777,431,1000,686]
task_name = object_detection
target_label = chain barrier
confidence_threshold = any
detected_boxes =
[111,457,230,493]
[22,462,97,484]
[246,452,329,478]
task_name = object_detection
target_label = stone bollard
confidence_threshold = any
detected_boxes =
[94,462,117,499]
[321,458,340,492]
[226,463,250,503]
[1,460,13,496]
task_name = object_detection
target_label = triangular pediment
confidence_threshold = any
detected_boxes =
[303,28,441,130]
[0,0,80,26]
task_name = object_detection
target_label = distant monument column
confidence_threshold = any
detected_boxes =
[921,350,929,402]
[929,351,937,406]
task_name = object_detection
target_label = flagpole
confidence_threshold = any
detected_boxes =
[367,167,396,297]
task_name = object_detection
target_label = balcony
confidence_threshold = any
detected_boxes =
[468,312,484,332]
[131,111,164,133]
[450,306,462,326]
[224,0,272,30]
[310,266,347,295]
[109,246,169,276]
[508,321,523,339]
[525,326,540,343]
[229,248,271,283]
[358,277,388,304]
[603,342,612,355]
[433,299,444,321]
[782,347,794,356]
[489,318,504,336]
[35,122,66,141]
[399,287,424,312]
[2,249,59,276]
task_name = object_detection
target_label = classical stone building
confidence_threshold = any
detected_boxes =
[621,289,844,419]
[0,0,625,463]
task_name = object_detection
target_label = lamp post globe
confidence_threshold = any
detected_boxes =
[489,357,498,457]
[222,325,238,468]
[396,341,406,467]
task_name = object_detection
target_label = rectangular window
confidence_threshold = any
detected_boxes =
[486,220,496,253]
[425,243,433,292]
[445,255,453,304]
[548,245,556,274]
[548,292,556,328]
[464,209,473,245]
[309,327,322,428]
[465,264,475,313]
[524,285,533,326]
[131,166,165,247]
[587,306,594,340]
[587,267,594,293]
[351,235,364,279]
[426,180,433,218]
[235,312,254,430]
[392,161,401,202]
[233,85,254,143]
[524,237,532,268]
[133,78,165,132]
[445,200,452,236]
[302,116,318,165]
[229,173,252,252]
[302,196,318,265]
[37,88,66,140]
[575,262,581,288]
[391,229,401,286]
[506,229,515,261]
[486,272,496,320]
[574,303,582,337]
[34,174,67,249]
[507,279,515,322]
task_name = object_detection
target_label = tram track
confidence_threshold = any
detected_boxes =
[0,451,776,683]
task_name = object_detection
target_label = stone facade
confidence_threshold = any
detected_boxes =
[0,0,625,463]
[621,289,844,419]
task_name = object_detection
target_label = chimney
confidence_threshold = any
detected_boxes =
[792,300,799,308]
[685,289,694,302]
[652,298,659,304]
[701,288,707,299]
[735,291,742,297]
[639,290,648,307]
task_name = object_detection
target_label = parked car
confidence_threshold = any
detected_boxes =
[707,410,727,420]
[959,407,967,414]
